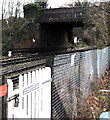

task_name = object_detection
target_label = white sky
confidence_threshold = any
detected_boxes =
[0,0,109,19]
[48,0,72,7]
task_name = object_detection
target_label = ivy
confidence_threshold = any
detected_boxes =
[23,2,47,10]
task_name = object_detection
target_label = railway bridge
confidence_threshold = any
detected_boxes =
[38,7,84,50]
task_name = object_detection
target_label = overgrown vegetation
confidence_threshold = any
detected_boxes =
[83,2,109,47]
[2,2,47,55]
[67,1,110,48]
[23,2,47,19]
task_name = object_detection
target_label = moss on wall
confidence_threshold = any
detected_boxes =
[23,2,46,19]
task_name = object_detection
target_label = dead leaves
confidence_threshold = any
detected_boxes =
[77,68,110,118]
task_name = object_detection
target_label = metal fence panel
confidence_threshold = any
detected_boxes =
[52,46,110,119]
[97,47,109,78]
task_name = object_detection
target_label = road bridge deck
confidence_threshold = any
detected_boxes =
[39,7,84,23]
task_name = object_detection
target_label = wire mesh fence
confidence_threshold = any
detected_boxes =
[52,46,110,119]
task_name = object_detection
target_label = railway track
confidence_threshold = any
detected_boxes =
[1,47,66,66]
[1,46,98,77]
[1,54,40,66]
[1,46,98,66]
[0,49,46,77]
